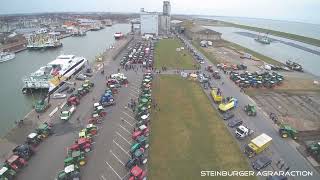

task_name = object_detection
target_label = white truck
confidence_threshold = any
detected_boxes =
[235,125,254,139]
[60,106,76,121]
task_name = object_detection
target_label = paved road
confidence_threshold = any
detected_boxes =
[179,35,320,180]
[15,38,143,180]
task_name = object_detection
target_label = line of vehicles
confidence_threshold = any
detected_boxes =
[124,71,154,180]
[55,72,127,180]
[0,122,53,179]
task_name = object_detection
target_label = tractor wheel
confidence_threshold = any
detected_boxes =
[79,160,86,166]
[282,133,288,138]
[293,136,297,140]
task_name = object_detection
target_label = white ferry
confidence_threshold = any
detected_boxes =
[22,55,88,94]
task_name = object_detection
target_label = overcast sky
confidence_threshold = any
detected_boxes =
[1,0,320,24]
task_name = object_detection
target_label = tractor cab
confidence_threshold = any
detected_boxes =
[132,125,149,140]
[12,144,34,160]
[84,124,98,136]
[26,132,41,146]
[279,124,298,140]
[57,164,80,180]
[36,122,53,138]
[0,166,16,180]
[136,136,149,148]
[70,138,92,153]
[129,166,147,180]
[34,99,50,113]
[67,96,80,106]
[60,111,71,121]
[65,150,86,167]
[244,104,257,116]
[5,155,27,171]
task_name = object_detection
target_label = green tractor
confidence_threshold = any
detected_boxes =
[56,164,80,180]
[0,165,16,180]
[307,141,320,162]
[34,99,50,113]
[65,150,86,167]
[243,104,257,116]
[36,122,53,139]
[279,124,298,140]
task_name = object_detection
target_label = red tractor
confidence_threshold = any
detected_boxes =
[69,138,92,153]
[132,125,149,140]
[67,96,80,106]
[129,165,147,180]
[5,155,27,171]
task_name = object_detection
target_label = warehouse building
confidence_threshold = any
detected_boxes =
[140,10,159,35]
[185,26,222,41]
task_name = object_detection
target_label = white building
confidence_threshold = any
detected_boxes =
[140,12,159,35]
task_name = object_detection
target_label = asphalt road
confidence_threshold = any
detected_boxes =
[179,35,320,180]
[15,38,144,180]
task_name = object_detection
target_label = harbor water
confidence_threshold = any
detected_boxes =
[0,24,130,137]
[200,16,320,40]
[205,26,320,77]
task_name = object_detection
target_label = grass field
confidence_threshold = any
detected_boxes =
[155,39,197,69]
[149,75,255,180]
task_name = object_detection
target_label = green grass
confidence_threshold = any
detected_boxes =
[149,75,255,180]
[155,39,197,69]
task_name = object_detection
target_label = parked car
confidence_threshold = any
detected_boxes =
[223,111,235,120]
[228,118,243,128]
[252,156,272,170]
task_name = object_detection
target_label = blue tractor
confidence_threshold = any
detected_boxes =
[100,93,115,107]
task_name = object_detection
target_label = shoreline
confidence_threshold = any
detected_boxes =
[0,35,132,161]
[196,18,320,47]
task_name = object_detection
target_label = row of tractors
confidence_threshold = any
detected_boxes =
[0,122,53,179]
[229,71,284,89]
[60,80,95,122]
[123,71,154,180]
[55,80,113,180]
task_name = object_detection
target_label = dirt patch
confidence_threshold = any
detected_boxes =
[252,91,320,131]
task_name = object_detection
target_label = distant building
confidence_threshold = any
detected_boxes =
[185,26,222,41]
[159,1,171,35]
[140,12,159,35]
[163,1,171,15]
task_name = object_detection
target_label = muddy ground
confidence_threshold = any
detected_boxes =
[253,91,320,131]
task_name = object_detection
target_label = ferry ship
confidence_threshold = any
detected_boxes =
[22,55,88,94]
[27,33,62,50]
[0,52,15,63]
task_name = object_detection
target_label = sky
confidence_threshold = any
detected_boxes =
[1,0,320,24]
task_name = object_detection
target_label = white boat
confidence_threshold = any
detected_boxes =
[22,54,88,94]
[0,52,15,63]
[114,32,124,39]
[52,93,67,99]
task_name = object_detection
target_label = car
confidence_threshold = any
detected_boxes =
[252,156,272,170]
[228,118,243,128]
[76,74,86,81]
[223,111,234,120]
